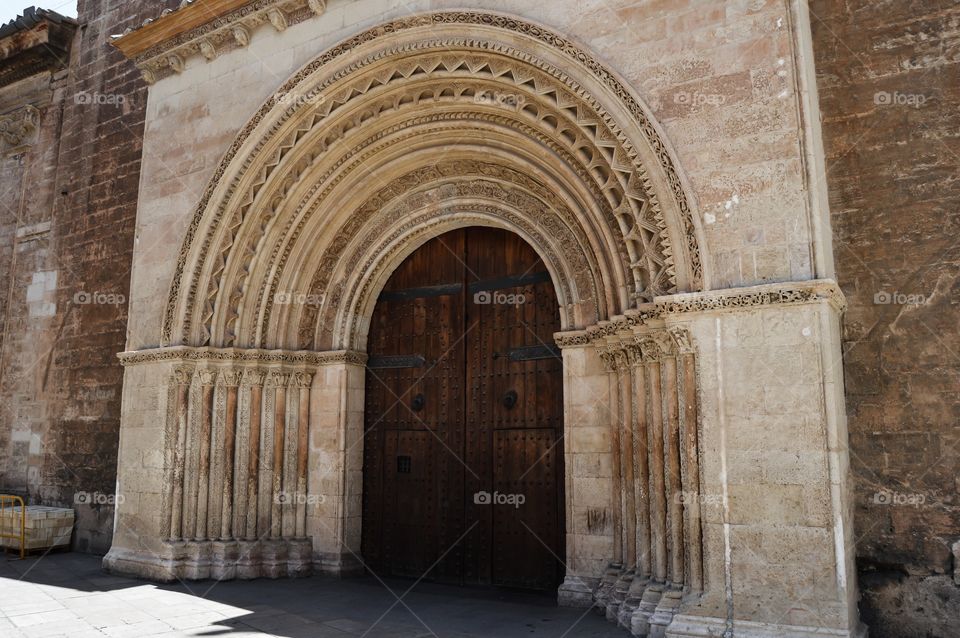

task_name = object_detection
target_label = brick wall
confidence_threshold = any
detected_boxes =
[809,1,960,635]
[0,0,178,553]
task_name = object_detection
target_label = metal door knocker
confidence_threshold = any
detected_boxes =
[502,390,518,409]
[411,393,426,412]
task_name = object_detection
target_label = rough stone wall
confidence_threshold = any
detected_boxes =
[0,0,178,553]
[809,1,960,636]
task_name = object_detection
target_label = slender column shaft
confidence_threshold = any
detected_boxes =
[195,374,215,540]
[618,361,636,569]
[646,360,667,582]
[271,382,287,539]
[169,374,190,541]
[606,358,623,565]
[220,382,238,540]
[631,361,651,577]
[296,379,310,538]
[663,356,684,586]
[246,381,262,540]
[681,353,703,591]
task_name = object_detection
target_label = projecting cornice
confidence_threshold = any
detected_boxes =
[555,279,846,348]
[111,0,327,84]
[0,7,77,88]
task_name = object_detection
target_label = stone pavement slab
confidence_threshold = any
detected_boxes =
[0,553,624,637]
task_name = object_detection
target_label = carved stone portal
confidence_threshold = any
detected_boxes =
[106,10,864,638]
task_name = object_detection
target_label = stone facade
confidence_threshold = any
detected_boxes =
[0,1,953,637]
[810,2,960,636]
[101,3,864,636]
[0,0,180,553]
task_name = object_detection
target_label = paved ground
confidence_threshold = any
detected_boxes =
[0,552,623,637]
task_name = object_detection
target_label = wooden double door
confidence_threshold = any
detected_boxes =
[361,227,565,591]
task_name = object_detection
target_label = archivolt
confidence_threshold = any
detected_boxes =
[163,11,704,349]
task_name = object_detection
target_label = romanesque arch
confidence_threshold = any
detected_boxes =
[160,12,705,352]
[107,9,865,638]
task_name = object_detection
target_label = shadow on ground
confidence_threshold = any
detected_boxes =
[0,552,624,637]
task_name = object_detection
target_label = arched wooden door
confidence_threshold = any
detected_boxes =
[361,227,565,591]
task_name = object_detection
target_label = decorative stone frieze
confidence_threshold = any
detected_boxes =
[556,280,844,349]
[118,345,365,367]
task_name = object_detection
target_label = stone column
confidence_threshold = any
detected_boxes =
[556,336,614,608]
[237,368,265,578]
[610,346,638,621]
[595,345,625,611]
[306,350,367,576]
[211,369,242,581]
[194,369,216,543]
[167,367,192,542]
[619,348,652,629]
[104,347,324,582]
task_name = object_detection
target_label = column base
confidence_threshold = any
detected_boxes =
[314,550,365,577]
[103,545,183,582]
[236,539,263,579]
[181,540,213,579]
[287,538,313,577]
[631,582,664,636]
[617,575,648,630]
[103,539,313,581]
[607,569,634,621]
[649,589,683,637]
[665,614,869,638]
[210,540,239,580]
[594,562,623,609]
[558,575,599,607]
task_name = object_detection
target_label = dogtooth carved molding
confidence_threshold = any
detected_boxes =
[151,12,704,350]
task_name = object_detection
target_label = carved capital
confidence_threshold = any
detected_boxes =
[597,347,619,372]
[267,371,291,387]
[624,343,644,367]
[197,369,218,386]
[634,335,664,363]
[293,372,313,388]
[171,366,194,386]
[667,326,695,354]
[221,369,243,386]
[555,331,590,349]
[0,105,40,151]
[242,369,267,386]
